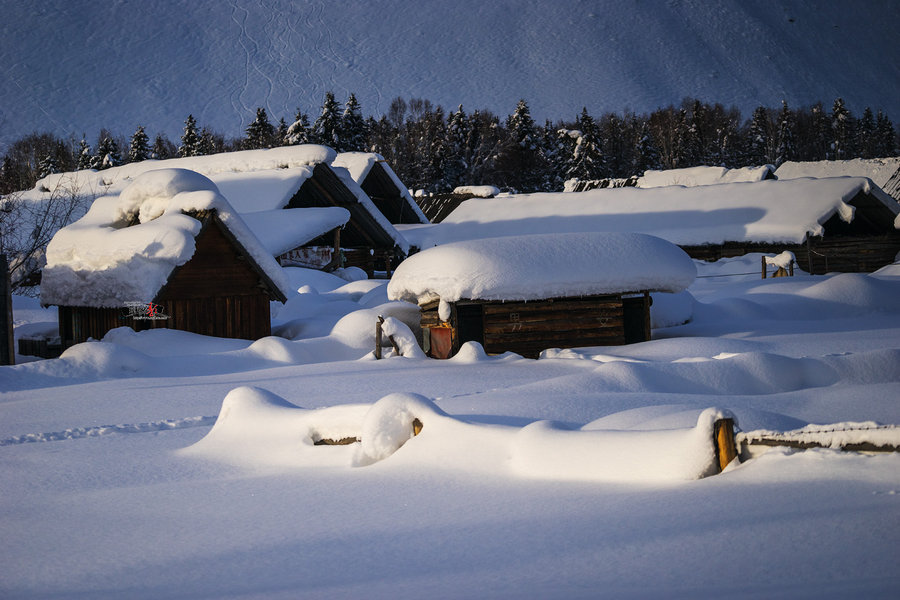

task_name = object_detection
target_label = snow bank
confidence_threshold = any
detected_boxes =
[388,232,696,306]
[356,393,441,465]
[453,185,500,197]
[399,177,896,249]
[379,316,426,359]
[41,168,290,307]
[637,165,773,188]
[511,408,734,482]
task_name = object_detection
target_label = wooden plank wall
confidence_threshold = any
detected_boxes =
[481,297,625,358]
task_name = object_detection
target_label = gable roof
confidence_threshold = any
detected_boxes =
[333,152,429,224]
[41,169,290,308]
[398,177,900,250]
[240,207,349,256]
[775,158,900,202]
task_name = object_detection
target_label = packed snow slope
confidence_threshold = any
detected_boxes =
[2,0,899,152]
[2,258,900,598]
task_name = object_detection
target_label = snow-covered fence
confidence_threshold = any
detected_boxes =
[762,252,796,278]
[737,423,900,459]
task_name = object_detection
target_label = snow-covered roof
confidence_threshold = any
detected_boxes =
[387,232,696,306]
[331,166,410,253]
[241,207,349,257]
[775,158,900,201]
[399,177,900,249]
[33,145,336,194]
[637,165,774,188]
[208,168,315,212]
[41,169,291,308]
[333,152,429,225]
[453,185,500,198]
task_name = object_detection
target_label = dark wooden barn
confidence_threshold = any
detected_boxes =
[50,209,287,349]
[333,153,429,225]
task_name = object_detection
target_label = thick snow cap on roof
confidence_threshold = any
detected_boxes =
[41,168,291,308]
[209,167,315,212]
[453,185,500,197]
[637,165,774,188]
[399,177,898,249]
[775,158,900,201]
[387,232,696,306]
[33,145,336,194]
[241,207,349,256]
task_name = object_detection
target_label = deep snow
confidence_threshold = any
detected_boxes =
[2,256,900,598]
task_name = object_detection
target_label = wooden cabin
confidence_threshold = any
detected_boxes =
[240,206,349,271]
[387,232,696,359]
[419,293,652,359]
[41,169,289,349]
[400,177,900,275]
[333,152,430,225]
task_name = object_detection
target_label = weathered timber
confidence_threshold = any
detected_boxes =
[714,418,738,472]
[1,254,13,365]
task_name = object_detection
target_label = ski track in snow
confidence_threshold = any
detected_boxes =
[0,416,217,447]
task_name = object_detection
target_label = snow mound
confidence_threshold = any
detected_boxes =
[637,165,773,188]
[650,291,695,328]
[355,393,443,465]
[510,407,734,482]
[379,317,426,359]
[57,341,148,377]
[388,232,696,306]
[453,185,500,197]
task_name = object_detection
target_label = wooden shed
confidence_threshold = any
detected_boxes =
[333,152,430,225]
[41,169,289,349]
[387,232,696,359]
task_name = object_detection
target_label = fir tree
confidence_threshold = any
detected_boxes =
[443,105,469,190]
[831,98,853,160]
[875,111,897,157]
[284,109,311,145]
[151,134,173,160]
[746,106,770,165]
[631,117,661,175]
[95,135,121,170]
[198,127,217,156]
[856,108,876,159]
[774,101,796,167]
[312,92,343,149]
[275,118,288,147]
[128,125,150,163]
[179,115,200,158]
[76,136,93,170]
[37,153,59,178]
[566,108,604,181]
[809,102,831,160]
[341,93,367,152]
[499,99,544,191]
[245,107,275,150]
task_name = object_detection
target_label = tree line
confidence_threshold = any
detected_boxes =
[1,94,896,195]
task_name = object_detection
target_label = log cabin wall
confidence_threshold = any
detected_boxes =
[420,294,640,359]
[58,216,276,348]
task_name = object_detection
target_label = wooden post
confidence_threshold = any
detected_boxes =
[789,260,794,277]
[761,255,767,279]
[714,418,738,472]
[375,316,383,359]
[1,255,13,366]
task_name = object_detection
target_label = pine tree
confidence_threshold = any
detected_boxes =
[566,108,604,181]
[95,135,121,170]
[275,118,288,147]
[128,125,150,163]
[37,153,59,178]
[245,107,275,150]
[831,98,853,160]
[284,109,311,145]
[152,134,172,160]
[746,106,770,165]
[631,117,661,175]
[76,136,93,170]
[179,115,200,158]
[341,93,367,152]
[499,99,544,191]
[312,92,343,149]
[856,108,876,159]
[875,111,897,157]
[198,127,217,156]
[775,101,796,167]
[809,102,831,160]
[443,104,469,189]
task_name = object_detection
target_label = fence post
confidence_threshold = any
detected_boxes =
[761,255,767,279]
[1,254,14,365]
[375,316,383,359]
[714,418,738,472]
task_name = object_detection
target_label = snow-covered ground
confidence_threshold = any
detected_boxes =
[2,256,900,598]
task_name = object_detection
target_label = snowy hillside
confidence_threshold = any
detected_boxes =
[2,0,899,151]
